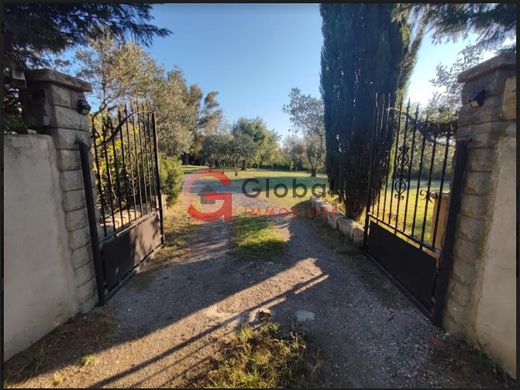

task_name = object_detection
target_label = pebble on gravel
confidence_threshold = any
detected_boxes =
[295,310,315,322]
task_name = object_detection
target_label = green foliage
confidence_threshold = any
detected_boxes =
[399,3,516,53]
[202,129,233,169]
[75,35,163,115]
[424,46,484,121]
[200,320,314,388]
[232,117,271,169]
[282,134,307,172]
[159,156,184,207]
[320,4,420,219]
[282,88,325,176]
[4,4,170,69]
[74,36,221,159]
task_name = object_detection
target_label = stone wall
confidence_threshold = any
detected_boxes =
[442,53,516,378]
[4,70,97,360]
[310,196,365,245]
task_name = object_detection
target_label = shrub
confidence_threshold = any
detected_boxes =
[159,156,183,207]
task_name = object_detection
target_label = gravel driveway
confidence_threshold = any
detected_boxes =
[5,176,512,388]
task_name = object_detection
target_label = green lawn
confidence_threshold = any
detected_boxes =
[181,164,208,174]
[184,166,449,248]
[369,180,449,246]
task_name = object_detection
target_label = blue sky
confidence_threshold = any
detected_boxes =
[139,5,495,138]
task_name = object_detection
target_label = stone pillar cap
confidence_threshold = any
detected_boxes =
[458,52,516,83]
[24,69,92,92]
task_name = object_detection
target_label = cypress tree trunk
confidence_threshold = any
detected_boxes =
[320,3,419,219]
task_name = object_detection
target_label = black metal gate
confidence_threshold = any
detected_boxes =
[364,94,468,324]
[79,102,164,304]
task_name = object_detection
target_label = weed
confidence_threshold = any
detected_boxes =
[196,319,319,388]
[474,349,502,378]
[52,372,64,386]
[81,354,96,367]
[91,308,118,344]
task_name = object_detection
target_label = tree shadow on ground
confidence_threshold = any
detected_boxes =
[4,202,515,388]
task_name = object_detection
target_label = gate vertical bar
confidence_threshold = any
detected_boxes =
[79,142,106,306]
[92,122,107,236]
[109,117,124,226]
[151,111,165,243]
[432,140,470,326]
[118,108,133,223]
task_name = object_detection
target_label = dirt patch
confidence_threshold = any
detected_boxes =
[4,308,117,388]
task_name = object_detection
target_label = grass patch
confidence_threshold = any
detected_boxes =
[181,164,208,174]
[232,216,287,260]
[148,200,201,269]
[197,320,319,388]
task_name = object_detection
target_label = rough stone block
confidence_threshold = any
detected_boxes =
[46,84,82,108]
[57,149,81,171]
[69,226,91,251]
[444,296,468,328]
[63,189,86,212]
[461,68,514,103]
[457,122,509,148]
[467,148,496,172]
[457,52,515,83]
[501,76,517,120]
[451,255,477,286]
[48,105,90,131]
[351,223,365,246]
[453,236,482,263]
[46,128,91,150]
[337,217,353,237]
[457,215,487,242]
[458,95,504,126]
[319,203,333,220]
[464,171,494,195]
[447,276,472,306]
[65,208,88,231]
[60,170,84,191]
[443,311,464,336]
[76,278,96,303]
[460,193,491,219]
[25,68,92,93]
[72,244,92,270]
[326,210,341,229]
[74,262,95,286]
[80,294,98,313]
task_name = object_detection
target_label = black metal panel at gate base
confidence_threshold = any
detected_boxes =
[364,93,468,322]
[79,101,164,304]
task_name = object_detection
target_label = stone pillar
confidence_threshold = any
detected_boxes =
[443,53,516,377]
[22,69,98,313]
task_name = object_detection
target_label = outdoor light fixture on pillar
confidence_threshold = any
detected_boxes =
[469,89,486,107]
[77,98,91,115]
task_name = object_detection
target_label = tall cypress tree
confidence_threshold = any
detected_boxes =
[320,4,421,219]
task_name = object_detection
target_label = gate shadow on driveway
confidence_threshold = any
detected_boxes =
[5,202,513,388]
